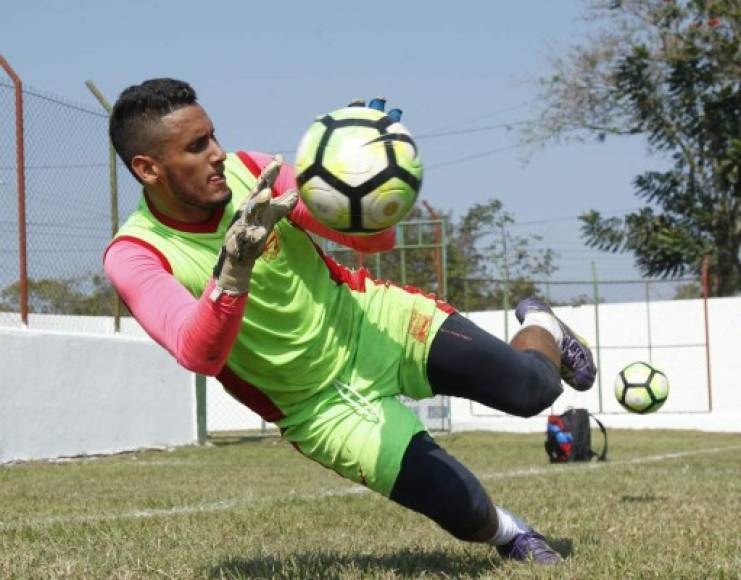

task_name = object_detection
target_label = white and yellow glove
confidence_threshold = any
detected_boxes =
[210,155,298,299]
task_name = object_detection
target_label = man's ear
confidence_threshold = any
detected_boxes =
[131,154,161,186]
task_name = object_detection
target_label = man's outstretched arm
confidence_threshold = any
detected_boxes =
[103,156,294,376]
[104,240,245,376]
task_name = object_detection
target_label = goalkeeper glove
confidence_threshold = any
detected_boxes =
[211,154,298,299]
[348,96,402,122]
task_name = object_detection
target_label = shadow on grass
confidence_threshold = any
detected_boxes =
[208,432,280,447]
[549,537,574,558]
[210,538,574,578]
[210,548,498,578]
[620,495,667,503]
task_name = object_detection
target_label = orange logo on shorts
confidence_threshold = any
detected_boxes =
[409,310,432,343]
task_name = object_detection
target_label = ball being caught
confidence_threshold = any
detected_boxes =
[294,106,423,234]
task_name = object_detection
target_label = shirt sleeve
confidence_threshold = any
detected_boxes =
[103,239,246,376]
[246,151,396,253]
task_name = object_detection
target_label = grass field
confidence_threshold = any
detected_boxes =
[1,429,740,579]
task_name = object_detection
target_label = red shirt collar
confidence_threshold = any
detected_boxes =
[144,192,225,233]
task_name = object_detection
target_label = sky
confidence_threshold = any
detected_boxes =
[1,0,673,301]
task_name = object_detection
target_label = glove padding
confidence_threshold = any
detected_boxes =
[211,155,298,298]
[348,96,402,122]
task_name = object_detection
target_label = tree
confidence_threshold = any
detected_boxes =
[323,199,558,311]
[530,0,740,296]
[445,199,558,310]
[673,280,703,298]
[0,273,125,316]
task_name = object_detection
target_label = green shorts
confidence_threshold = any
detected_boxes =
[278,279,451,497]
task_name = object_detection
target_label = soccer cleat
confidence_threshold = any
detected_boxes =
[515,297,596,391]
[496,530,562,565]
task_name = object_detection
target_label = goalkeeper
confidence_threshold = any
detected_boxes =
[104,78,596,567]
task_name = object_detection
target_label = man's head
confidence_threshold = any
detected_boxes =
[110,78,230,219]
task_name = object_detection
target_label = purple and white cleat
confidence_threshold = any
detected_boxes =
[496,530,562,565]
[515,297,597,391]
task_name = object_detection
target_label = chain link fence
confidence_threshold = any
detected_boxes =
[456,275,700,314]
[320,219,448,296]
[0,79,141,331]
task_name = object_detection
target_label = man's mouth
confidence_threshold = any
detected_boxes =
[208,172,226,186]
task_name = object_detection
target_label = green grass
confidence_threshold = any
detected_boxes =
[1,430,740,579]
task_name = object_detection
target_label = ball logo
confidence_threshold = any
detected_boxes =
[364,133,419,159]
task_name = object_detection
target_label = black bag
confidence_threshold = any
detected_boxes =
[545,408,607,463]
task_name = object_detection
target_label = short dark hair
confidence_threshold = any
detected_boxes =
[109,78,197,179]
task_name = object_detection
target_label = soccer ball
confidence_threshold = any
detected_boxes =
[614,361,669,414]
[294,106,423,234]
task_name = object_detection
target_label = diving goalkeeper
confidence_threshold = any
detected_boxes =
[104,78,596,566]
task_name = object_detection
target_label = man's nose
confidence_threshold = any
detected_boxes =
[210,140,227,163]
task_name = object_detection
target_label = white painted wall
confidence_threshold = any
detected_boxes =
[204,296,741,434]
[1,295,738,461]
[453,296,740,433]
[0,329,196,463]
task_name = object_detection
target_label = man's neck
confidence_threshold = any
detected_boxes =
[144,188,214,224]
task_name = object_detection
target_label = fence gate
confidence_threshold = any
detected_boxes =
[400,395,451,432]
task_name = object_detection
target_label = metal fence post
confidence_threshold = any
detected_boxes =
[591,261,603,412]
[0,54,28,326]
[422,200,446,298]
[500,223,510,342]
[195,374,207,444]
[85,80,121,332]
[441,218,448,300]
[701,256,713,411]
[645,281,653,363]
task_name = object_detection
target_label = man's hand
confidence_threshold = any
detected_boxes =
[211,155,298,299]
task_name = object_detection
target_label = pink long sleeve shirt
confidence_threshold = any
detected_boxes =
[104,152,395,376]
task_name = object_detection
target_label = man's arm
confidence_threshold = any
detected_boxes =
[246,151,396,253]
[290,200,396,253]
[104,240,246,376]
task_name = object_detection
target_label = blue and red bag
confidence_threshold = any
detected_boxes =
[545,408,607,463]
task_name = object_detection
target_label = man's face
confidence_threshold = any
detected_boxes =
[149,104,231,213]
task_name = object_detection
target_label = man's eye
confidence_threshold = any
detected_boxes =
[188,137,208,152]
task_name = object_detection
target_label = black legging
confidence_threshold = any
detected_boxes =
[390,431,496,540]
[390,313,562,540]
[426,312,562,417]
